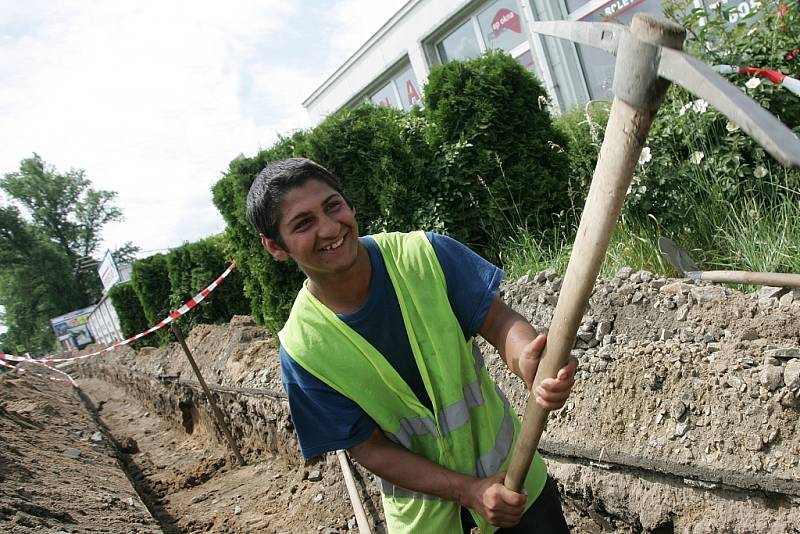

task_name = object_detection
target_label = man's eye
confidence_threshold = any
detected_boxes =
[294,219,311,231]
[326,201,342,211]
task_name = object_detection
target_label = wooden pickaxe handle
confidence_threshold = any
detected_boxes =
[690,270,800,288]
[504,14,686,492]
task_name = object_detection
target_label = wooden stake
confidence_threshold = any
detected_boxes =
[336,450,373,534]
[171,323,245,466]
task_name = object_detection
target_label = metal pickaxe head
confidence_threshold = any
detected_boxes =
[531,14,800,168]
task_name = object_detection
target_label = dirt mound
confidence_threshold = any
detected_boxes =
[6,271,800,533]
[489,270,800,531]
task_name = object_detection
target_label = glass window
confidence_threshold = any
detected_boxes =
[576,0,663,99]
[514,49,536,73]
[370,82,399,108]
[393,66,422,110]
[478,0,528,52]
[565,0,593,13]
[437,20,482,62]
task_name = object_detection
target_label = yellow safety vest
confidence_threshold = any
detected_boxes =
[279,231,547,533]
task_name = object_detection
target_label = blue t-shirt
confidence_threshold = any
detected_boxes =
[280,232,503,458]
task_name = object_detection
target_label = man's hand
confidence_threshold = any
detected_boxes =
[463,472,526,528]
[518,335,578,411]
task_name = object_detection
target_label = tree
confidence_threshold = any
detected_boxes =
[0,155,128,352]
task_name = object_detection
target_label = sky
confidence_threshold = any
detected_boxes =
[0,0,408,257]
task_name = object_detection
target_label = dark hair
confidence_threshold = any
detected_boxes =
[246,158,351,248]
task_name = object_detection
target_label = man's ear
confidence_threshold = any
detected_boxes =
[261,234,289,261]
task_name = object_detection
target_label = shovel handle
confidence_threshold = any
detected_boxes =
[690,271,800,288]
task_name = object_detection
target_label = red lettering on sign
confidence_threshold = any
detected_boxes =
[406,80,420,106]
[490,8,521,37]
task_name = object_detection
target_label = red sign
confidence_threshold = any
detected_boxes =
[491,8,521,37]
[406,80,420,107]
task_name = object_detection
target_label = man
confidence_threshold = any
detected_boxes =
[247,158,577,533]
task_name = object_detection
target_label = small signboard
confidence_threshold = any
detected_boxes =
[50,306,95,350]
[98,250,120,293]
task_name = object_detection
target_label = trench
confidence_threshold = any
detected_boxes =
[76,359,800,533]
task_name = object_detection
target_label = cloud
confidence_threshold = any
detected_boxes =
[0,0,408,254]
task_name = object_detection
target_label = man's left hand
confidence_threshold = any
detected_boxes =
[517,334,578,412]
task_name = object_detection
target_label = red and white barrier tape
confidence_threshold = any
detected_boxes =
[1,262,236,365]
[714,64,800,97]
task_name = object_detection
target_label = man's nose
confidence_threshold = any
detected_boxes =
[317,212,340,237]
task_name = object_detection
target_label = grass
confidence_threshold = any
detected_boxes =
[499,183,800,286]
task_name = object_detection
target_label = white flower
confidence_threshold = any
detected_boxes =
[726,121,739,132]
[692,99,708,113]
[745,77,762,89]
[754,165,768,178]
[638,146,652,165]
[678,102,692,116]
[690,151,705,165]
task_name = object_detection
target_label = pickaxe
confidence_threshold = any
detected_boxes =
[658,237,800,288]
[505,13,800,492]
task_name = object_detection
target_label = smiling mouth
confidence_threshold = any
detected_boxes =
[320,235,345,252]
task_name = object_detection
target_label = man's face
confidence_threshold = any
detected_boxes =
[261,179,360,277]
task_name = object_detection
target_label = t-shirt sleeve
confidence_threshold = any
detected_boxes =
[426,232,504,338]
[280,347,377,459]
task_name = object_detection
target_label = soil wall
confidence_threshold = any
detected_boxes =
[71,272,800,532]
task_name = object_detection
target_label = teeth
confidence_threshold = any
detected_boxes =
[322,237,344,251]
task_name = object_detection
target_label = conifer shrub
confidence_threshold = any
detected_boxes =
[212,134,307,334]
[130,253,172,345]
[423,51,571,261]
[212,52,573,331]
[108,282,156,348]
[165,235,249,334]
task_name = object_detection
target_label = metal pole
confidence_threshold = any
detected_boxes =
[171,323,245,466]
[336,450,373,534]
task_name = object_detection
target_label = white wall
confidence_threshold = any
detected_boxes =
[304,0,482,122]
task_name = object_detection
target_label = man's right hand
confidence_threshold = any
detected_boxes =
[463,472,527,528]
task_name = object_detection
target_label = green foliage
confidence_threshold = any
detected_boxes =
[502,2,800,281]
[0,153,126,353]
[212,52,572,332]
[130,253,172,345]
[2,154,124,303]
[297,104,437,234]
[551,103,610,213]
[166,235,249,335]
[423,51,571,260]
[212,134,308,334]
[108,282,155,348]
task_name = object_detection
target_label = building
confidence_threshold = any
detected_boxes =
[303,0,764,122]
[86,250,132,346]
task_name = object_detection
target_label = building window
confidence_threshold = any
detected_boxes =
[564,0,593,13]
[393,66,422,110]
[370,81,400,108]
[368,62,422,111]
[570,0,663,99]
[437,19,482,62]
[478,0,528,53]
[435,1,543,78]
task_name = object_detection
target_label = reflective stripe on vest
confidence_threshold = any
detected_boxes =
[386,343,486,448]
[379,380,516,499]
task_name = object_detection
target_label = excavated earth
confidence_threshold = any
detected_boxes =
[1,269,799,533]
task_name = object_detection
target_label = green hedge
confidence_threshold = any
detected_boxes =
[115,238,248,347]
[166,235,249,335]
[423,51,571,258]
[212,135,307,333]
[130,253,172,345]
[108,282,156,348]
[212,51,570,334]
